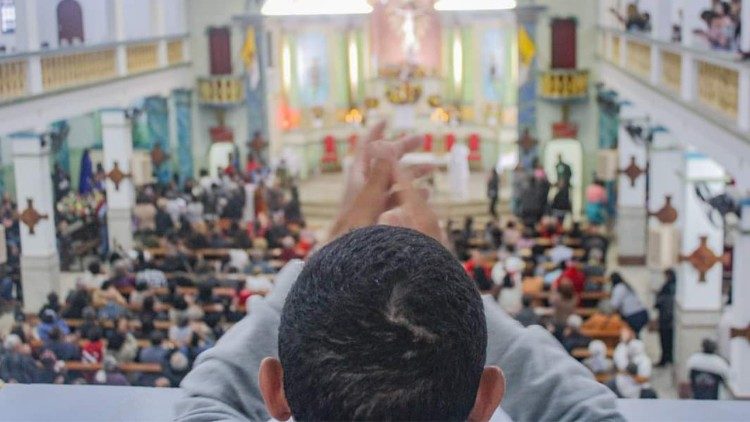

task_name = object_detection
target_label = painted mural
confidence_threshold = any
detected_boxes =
[296,31,330,107]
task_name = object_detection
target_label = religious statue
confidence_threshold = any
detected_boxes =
[390,0,428,62]
[555,154,573,188]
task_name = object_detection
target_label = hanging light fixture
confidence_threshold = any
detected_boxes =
[262,0,373,16]
[434,0,516,11]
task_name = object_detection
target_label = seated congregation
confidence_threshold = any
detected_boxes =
[0,156,316,388]
[0,124,733,418]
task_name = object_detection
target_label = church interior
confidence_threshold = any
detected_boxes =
[0,0,749,419]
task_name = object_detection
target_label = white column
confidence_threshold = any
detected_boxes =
[680,0,704,48]
[680,53,696,102]
[728,199,750,397]
[616,106,649,266]
[152,0,168,67]
[650,0,674,41]
[11,134,59,313]
[101,109,135,252]
[646,133,684,289]
[742,0,750,52]
[674,153,726,384]
[737,69,750,132]
[112,0,128,76]
[650,45,661,85]
[14,0,39,51]
[15,0,42,94]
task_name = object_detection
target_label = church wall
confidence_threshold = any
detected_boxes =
[0,29,16,52]
[121,0,153,40]
[36,0,58,48]
[162,0,188,36]
[531,0,599,188]
[186,0,248,172]
[32,0,153,49]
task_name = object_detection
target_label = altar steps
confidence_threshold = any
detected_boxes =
[301,199,509,229]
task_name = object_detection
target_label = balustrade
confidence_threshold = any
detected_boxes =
[197,76,245,105]
[626,40,651,78]
[167,40,184,65]
[599,27,749,133]
[41,48,117,91]
[697,60,739,120]
[0,35,189,104]
[539,69,589,100]
[661,50,681,93]
[611,35,621,62]
[126,43,159,74]
[0,59,28,101]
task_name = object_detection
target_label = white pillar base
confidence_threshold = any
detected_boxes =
[674,302,722,385]
[108,207,133,252]
[617,206,647,265]
[21,254,60,313]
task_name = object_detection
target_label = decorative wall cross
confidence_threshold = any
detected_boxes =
[19,198,48,235]
[618,155,647,187]
[730,325,750,343]
[649,195,678,224]
[107,161,132,190]
[679,236,722,282]
[151,145,169,167]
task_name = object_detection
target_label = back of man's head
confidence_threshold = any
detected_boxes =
[702,338,717,355]
[278,225,488,421]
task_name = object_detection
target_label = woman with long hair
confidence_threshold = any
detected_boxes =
[610,272,649,337]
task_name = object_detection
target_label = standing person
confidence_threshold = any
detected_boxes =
[511,165,530,217]
[487,169,500,218]
[610,273,649,337]
[654,269,677,367]
[585,179,608,226]
[522,165,551,227]
[550,180,572,224]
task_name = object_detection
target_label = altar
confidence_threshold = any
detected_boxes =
[253,0,528,182]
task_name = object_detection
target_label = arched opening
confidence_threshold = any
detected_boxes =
[57,0,84,46]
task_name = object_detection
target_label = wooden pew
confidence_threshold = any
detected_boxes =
[534,307,597,318]
[531,290,610,302]
[571,347,615,359]
[580,328,621,348]
[63,361,162,374]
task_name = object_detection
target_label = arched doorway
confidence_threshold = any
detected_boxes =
[57,0,84,46]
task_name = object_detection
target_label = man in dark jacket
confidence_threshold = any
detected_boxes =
[0,335,38,383]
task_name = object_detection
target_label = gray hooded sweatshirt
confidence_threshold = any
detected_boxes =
[175,260,623,421]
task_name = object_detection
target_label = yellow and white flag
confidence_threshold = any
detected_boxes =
[518,26,536,66]
[242,27,261,90]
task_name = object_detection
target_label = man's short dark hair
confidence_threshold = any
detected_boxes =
[702,338,717,355]
[279,225,487,421]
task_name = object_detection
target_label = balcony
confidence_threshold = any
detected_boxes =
[539,69,590,102]
[0,34,190,105]
[597,27,750,136]
[197,75,246,106]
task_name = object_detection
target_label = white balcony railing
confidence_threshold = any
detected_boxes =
[0,34,190,105]
[598,27,750,135]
